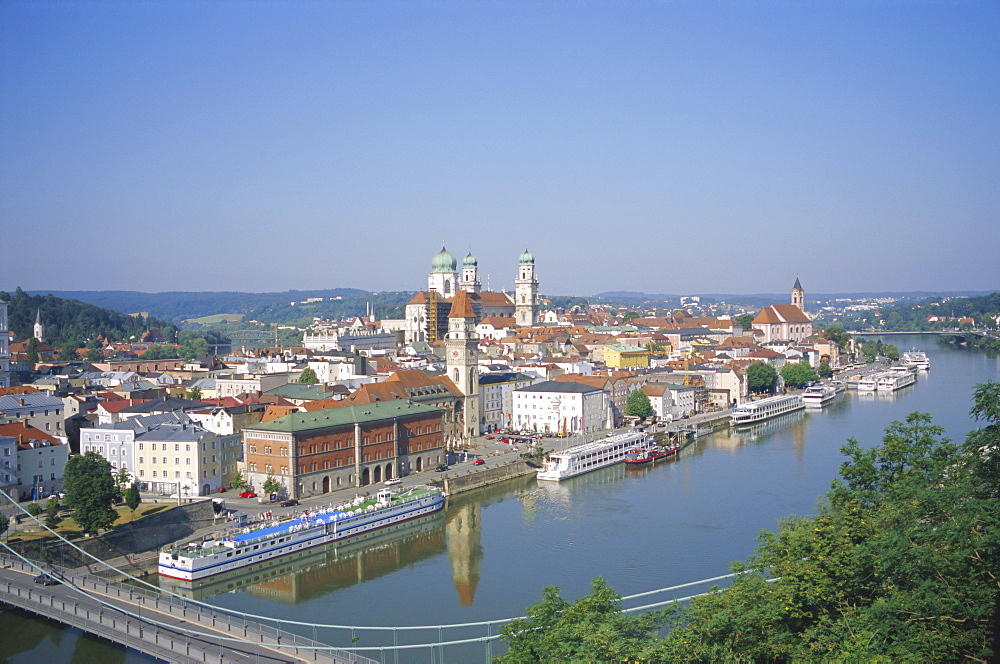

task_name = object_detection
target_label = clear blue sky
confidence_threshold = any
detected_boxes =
[2,1,998,297]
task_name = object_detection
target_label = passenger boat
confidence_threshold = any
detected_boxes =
[623,441,681,465]
[902,349,930,370]
[158,486,445,582]
[537,430,650,481]
[830,380,847,394]
[801,384,837,407]
[731,394,804,426]
[877,370,916,391]
[857,373,882,392]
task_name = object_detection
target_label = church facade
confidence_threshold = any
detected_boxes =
[404,247,540,344]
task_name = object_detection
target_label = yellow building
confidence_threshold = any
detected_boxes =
[603,344,650,370]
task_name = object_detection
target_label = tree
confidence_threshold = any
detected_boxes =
[821,325,851,348]
[817,359,834,379]
[625,389,653,421]
[86,347,104,362]
[187,387,202,400]
[298,367,319,384]
[735,313,755,330]
[44,496,61,529]
[0,511,8,539]
[114,467,131,493]
[780,360,817,389]
[25,502,43,518]
[644,341,666,354]
[230,470,248,491]
[124,482,141,521]
[57,342,80,362]
[262,473,282,496]
[496,578,671,662]
[747,361,778,394]
[140,343,180,360]
[63,452,121,534]
[26,338,39,367]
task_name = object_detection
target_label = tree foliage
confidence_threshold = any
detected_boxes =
[496,578,671,662]
[298,367,319,384]
[625,389,653,420]
[817,359,833,379]
[124,482,141,519]
[747,361,778,394]
[262,473,282,496]
[63,452,122,534]
[780,360,817,389]
[735,313,755,330]
[821,325,851,348]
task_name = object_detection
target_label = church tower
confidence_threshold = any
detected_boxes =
[514,248,539,327]
[427,246,458,297]
[791,277,805,313]
[446,290,480,442]
[33,309,45,343]
[459,252,481,293]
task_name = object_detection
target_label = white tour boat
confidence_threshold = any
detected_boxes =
[857,373,883,392]
[902,349,931,370]
[877,370,916,391]
[537,430,651,481]
[159,486,445,582]
[731,394,804,426]
[801,384,838,407]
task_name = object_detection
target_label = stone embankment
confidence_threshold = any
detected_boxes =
[434,459,537,496]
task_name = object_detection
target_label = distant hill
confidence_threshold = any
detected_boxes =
[593,290,996,304]
[25,289,372,323]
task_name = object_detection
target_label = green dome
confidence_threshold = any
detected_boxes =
[518,248,535,265]
[430,246,457,273]
[463,252,478,267]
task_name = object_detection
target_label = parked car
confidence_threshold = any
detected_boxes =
[384,478,401,486]
[484,435,495,439]
[435,464,450,472]
[239,491,257,499]
[279,499,299,507]
[34,573,59,586]
[473,458,486,465]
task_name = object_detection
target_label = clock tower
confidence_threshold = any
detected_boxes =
[446,290,480,443]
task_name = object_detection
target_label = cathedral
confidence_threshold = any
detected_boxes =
[404,246,540,344]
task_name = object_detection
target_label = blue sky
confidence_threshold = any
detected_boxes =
[2,1,998,297]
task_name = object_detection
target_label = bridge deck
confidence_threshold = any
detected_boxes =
[0,554,375,664]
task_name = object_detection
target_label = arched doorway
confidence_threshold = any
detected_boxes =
[385,463,394,480]
[416,457,423,472]
[361,467,370,486]
[322,476,330,493]
[202,484,210,496]
[373,465,382,483]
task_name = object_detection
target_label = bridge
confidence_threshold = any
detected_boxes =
[0,553,374,664]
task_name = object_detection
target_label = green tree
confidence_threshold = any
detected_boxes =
[26,338,39,366]
[0,511,8,539]
[114,467,131,493]
[26,502,43,518]
[780,360,817,389]
[44,496,61,529]
[747,361,778,394]
[644,341,665,354]
[57,342,79,362]
[496,578,670,663]
[230,470,248,491]
[187,387,203,400]
[817,359,833,379]
[124,482,141,521]
[86,347,104,362]
[141,343,180,360]
[735,313,755,330]
[821,325,851,348]
[298,367,319,384]
[63,452,121,534]
[262,473,282,496]
[625,389,653,420]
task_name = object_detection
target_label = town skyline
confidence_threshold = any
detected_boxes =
[3,2,998,295]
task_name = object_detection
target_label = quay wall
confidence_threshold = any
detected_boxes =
[436,459,536,496]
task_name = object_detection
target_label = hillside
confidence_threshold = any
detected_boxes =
[1,287,176,347]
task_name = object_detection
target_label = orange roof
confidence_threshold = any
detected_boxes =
[449,290,476,319]
[0,421,63,448]
[753,305,810,325]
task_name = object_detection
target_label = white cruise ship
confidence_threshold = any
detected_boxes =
[877,371,916,391]
[731,394,804,426]
[802,384,838,407]
[537,430,650,481]
[902,349,931,370]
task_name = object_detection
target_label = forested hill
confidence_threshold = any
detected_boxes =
[22,288,393,324]
[1,288,176,346]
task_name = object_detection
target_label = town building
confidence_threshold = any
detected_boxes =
[0,421,68,500]
[478,372,536,433]
[512,380,607,434]
[0,302,10,389]
[0,392,66,438]
[241,400,445,500]
[752,278,814,344]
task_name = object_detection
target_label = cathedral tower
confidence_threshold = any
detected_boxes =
[514,248,538,327]
[459,252,481,293]
[791,277,805,313]
[446,290,480,442]
[428,246,458,297]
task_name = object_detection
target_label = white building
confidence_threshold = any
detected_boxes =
[512,380,606,434]
[1,422,69,500]
[478,372,536,433]
[0,302,10,388]
[0,393,66,438]
[1,435,16,496]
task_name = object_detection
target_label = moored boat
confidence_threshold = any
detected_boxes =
[802,384,837,407]
[537,430,650,481]
[159,486,445,582]
[877,370,916,391]
[731,394,804,426]
[902,349,930,370]
[623,441,681,465]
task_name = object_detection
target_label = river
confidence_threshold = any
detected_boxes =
[3,334,998,663]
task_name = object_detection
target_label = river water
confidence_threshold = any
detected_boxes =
[3,334,998,663]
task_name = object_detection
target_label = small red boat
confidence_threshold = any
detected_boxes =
[623,442,680,465]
